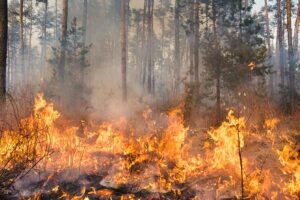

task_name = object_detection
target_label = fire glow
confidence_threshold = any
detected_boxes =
[0,94,299,199]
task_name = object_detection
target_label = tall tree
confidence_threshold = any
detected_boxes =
[60,0,68,82]
[194,0,200,89]
[0,0,7,103]
[20,0,25,83]
[121,0,127,101]
[277,0,285,87]
[189,0,194,83]
[293,0,300,56]
[286,0,295,112]
[19,0,24,55]
[174,0,180,94]
[264,0,273,96]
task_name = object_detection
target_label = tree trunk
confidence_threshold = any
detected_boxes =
[121,0,127,101]
[20,0,24,55]
[277,0,285,87]
[147,0,154,95]
[189,0,194,83]
[212,0,221,124]
[293,0,300,56]
[194,0,200,90]
[141,0,147,88]
[41,1,48,79]
[20,0,25,83]
[60,0,68,82]
[174,0,180,95]
[29,0,33,85]
[0,0,7,104]
[264,0,273,97]
[286,0,295,112]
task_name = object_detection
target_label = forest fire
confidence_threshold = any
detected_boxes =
[1,0,300,199]
[0,94,298,199]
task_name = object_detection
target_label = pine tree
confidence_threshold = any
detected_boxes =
[0,0,7,104]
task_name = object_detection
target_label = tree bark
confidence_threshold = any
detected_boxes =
[174,0,180,94]
[212,0,221,124]
[121,0,127,101]
[141,0,147,88]
[0,0,7,104]
[194,0,200,89]
[20,0,24,55]
[189,0,194,83]
[293,0,300,56]
[264,0,273,96]
[277,0,285,87]
[286,0,295,112]
[20,0,25,83]
[60,0,68,82]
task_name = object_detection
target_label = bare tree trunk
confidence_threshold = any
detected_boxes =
[194,0,199,90]
[29,0,33,85]
[150,0,154,96]
[277,0,285,87]
[141,0,147,88]
[147,0,154,94]
[121,0,127,102]
[20,0,25,84]
[60,0,68,82]
[212,0,221,124]
[0,0,7,104]
[174,0,180,95]
[286,0,295,112]
[189,0,194,83]
[264,0,273,97]
[41,1,48,79]
[293,0,300,56]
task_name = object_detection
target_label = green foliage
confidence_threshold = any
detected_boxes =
[48,18,92,114]
[201,0,270,101]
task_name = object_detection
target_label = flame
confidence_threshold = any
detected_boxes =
[1,93,299,199]
[207,110,245,170]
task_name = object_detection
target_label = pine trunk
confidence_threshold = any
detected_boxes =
[286,0,295,112]
[121,0,127,101]
[264,0,273,96]
[277,0,285,86]
[212,0,221,124]
[174,0,180,94]
[60,0,68,82]
[194,0,199,89]
[189,0,194,83]
[293,0,300,56]
[0,0,7,103]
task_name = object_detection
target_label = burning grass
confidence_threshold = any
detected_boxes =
[0,93,299,199]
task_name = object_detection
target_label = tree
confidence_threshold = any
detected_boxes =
[286,0,295,112]
[277,0,285,86]
[194,0,200,90]
[121,0,127,101]
[293,0,300,56]
[0,0,7,104]
[174,0,181,94]
[49,18,92,115]
[60,0,68,82]
[264,0,273,96]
